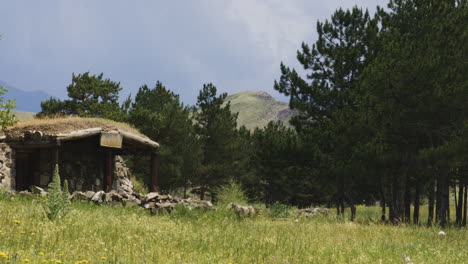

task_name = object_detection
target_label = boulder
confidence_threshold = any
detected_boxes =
[70,191,88,200]
[31,186,47,196]
[84,191,96,200]
[145,192,160,202]
[295,207,329,216]
[227,203,260,216]
[105,190,123,203]
[91,191,105,203]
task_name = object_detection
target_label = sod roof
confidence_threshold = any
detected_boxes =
[1,117,159,149]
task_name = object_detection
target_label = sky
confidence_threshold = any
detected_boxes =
[0,0,387,105]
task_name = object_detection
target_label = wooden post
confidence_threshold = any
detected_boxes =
[104,149,113,192]
[52,146,59,168]
[151,152,159,192]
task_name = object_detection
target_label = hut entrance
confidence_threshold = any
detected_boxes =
[15,149,40,191]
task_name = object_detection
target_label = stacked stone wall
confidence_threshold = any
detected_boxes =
[114,155,134,193]
[0,141,134,193]
[0,143,15,190]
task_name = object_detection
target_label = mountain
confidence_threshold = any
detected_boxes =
[226,91,296,130]
[0,81,52,112]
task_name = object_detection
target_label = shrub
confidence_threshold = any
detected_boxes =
[42,165,71,221]
[216,181,248,205]
[268,201,289,218]
[131,175,149,194]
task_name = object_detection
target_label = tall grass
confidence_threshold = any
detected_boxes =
[0,196,466,264]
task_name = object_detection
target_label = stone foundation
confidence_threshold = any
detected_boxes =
[0,143,15,190]
[0,141,134,193]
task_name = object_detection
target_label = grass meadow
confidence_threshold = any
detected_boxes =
[0,195,466,264]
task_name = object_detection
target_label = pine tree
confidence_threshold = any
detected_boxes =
[193,83,239,200]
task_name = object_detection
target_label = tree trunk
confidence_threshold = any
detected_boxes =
[456,174,463,225]
[404,177,411,223]
[380,180,387,222]
[463,185,467,227]
[200,186,206,200]
[436,166,450,227]
[392,166,407,224]
[428,178,435,226]
[413,182,420,225]
[345,193,356,222]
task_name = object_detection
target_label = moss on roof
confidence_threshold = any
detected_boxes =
[3,117,146,138]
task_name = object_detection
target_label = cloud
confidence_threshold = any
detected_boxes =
[0,0,388,105]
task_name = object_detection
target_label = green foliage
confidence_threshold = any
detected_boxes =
[130,174,149,194]
[39,72,124,120]
[0,86,18,129]
[216,181,248,205]
[42,165,71,221]
[268,201,290,218]
[126,81,200,192]
[192,83,240,199]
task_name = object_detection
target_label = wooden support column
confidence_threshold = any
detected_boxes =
[52,146,59,168]
[151,152,159,192]
[104,149,113,192]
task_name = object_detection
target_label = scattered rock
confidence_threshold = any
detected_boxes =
[18,190,32,196]
[91,191,105,203]
[31,186,47,196]
[227,203,260,217]
[70,191,88,200]
[295,208,329,217]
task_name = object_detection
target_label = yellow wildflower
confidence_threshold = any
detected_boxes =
[31,232,36,236]
[0,252,8,259]
[22,259,30,262]
[13,220,20,224]
[101,256,107,260]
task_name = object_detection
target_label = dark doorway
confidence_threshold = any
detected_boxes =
[15,149,40,191]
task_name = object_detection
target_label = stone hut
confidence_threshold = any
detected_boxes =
[0,117,159,193]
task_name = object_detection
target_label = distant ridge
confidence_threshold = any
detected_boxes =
[226,91,296,130]
[0,81,51,112]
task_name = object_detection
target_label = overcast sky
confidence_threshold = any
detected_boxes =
[0,0,387,104]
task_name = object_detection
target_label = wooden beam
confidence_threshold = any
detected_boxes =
[52,146,59,167]
[120,131,159,149]
[9,141,60,148]
[151,152,159,192]
[56,128,102,141]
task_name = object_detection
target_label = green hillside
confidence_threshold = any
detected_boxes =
[226,91,295,130]
[13,110,36,122]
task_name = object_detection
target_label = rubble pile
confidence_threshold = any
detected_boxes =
[18,187,213,213]
[295,207,329,217]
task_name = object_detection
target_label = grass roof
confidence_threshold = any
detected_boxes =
[3,117,146,138]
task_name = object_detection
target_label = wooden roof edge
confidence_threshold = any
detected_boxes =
[56,127,103,141]
[120,130,160,149]
[1,127,159,149]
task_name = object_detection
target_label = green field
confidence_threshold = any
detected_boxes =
[12,111,35,122]
[0,197,466,264]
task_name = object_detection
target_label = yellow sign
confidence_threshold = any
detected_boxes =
[100,132,123,148]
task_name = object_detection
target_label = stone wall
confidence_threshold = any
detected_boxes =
[0,143,15,190]
[0,141,135,193]
[114,155,134,194]
[59,141,104,191]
